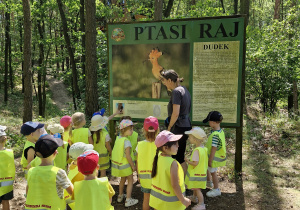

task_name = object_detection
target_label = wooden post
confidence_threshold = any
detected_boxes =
[109,120,116,147]
[152,82,161,99]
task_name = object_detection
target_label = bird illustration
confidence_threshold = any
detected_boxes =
[148,48,164,81]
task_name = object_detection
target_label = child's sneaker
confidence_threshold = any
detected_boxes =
[192,204,206,210]
[117,194,126,202]
[187,195,198,203]
[206,188,221,197]
[125,198,138,207]
[206,181,213,188]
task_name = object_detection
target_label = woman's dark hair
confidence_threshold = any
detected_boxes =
[91,129,102,144]
[161,69,184,83]
[151,141,178,178]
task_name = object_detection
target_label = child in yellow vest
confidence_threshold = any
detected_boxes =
[149,130,191,210]
[119,116,139,162]
[89,115,112,177]
[111,119,138,207]
[20,121,46,179]
[136,116,159,210]
[69,112,93,145]
[60,115,72,145]
[184,127,208,210]
[25,134,73,209]
[47,124,69,171]
[73,150,115,210]
[64,142,94,209]
[202,111,226,197]
[0,126,15,210]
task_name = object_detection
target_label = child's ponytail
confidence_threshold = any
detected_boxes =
[151,148,160,178]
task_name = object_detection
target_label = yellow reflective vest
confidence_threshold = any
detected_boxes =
[185,147,208,189]
[64,164,81,209]
[111,136,132,177]
[149,155,185,210]
[54,141,69,171]
[70,128,89,144]
[63,131,70,143]
[127,131,138,161]
[21,141,36,179]
[30,157,42,168]
[206,130,226,168]
[0,149,15,197]
[93,129,110,170]
[25,165,66,209]
[74,177,114,210]
[137,140,156,189]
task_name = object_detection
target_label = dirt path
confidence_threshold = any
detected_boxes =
[47,75,73,111]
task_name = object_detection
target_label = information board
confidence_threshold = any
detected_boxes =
[108,16,245,127]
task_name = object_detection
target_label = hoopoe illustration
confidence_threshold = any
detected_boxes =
[148,48,164,81]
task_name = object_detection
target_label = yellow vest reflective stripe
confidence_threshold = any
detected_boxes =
[21,141,35,178]
[0,149,15,196]
[127,131,138,161]
[54,141,69,170]
[93,129,110,170]
[71,128,89,144]
[25,166,66,209]
[74,177,113,210]
[149,155,185,210]
[205,130,227,167]
[185,147,208,189]
[137,140,156,189]
[111,136,132,177]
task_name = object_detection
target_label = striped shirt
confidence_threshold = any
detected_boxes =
[211,129,223,151]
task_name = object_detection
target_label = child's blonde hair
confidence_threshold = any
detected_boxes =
[69,112,86,138]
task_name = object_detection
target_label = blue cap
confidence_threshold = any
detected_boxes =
[92,108,105,117]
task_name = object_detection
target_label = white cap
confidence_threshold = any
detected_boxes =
[69,142,94,160]
[47,124,64,134]
[185,127,206,139]
[0,125,7,136]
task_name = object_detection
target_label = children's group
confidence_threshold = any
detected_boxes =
[0,109,226,210]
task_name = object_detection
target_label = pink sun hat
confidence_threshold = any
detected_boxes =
[60,116,72,128]
[155,130,182,148]
[144,116,159,132]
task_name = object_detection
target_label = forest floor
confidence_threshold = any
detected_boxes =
[1,76,300,210]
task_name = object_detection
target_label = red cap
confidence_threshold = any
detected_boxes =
[60,116,72,128]
[144,116,159,132]
[77,150,99,175]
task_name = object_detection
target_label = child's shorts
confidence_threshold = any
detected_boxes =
[0,190,13,203]
[140,186,151,193]
[208,167,218,173]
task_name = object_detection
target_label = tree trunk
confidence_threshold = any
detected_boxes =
[9,20,13,92]
[80,0,86,77]
[274,0,280,20]
[240,0,250,26]
[60,32,64,72]
[55,30,59,75]
[154,0,163,21]
[220,0,226,13]
[85,0,98,117]
[4,10,9,103]
[22,0,33,122]
[57,0,80,99]
[164,0,174,18]
[19,18,24,93]
[234,0,238,14]
[37,20,45,117]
